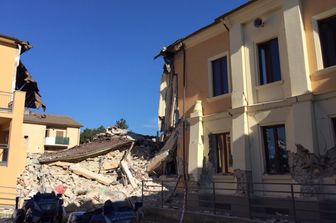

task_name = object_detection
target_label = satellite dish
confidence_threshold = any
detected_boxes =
[254,18,264,28]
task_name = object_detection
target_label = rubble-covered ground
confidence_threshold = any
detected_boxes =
[16,127,169,212]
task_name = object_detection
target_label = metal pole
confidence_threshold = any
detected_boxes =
[246,182,251,219]
[186,181,188,211]
[161,181,164,208]
[213,181,216,214]
[141,180,144,203]
[291,184,297,223]
[15,196,19,210]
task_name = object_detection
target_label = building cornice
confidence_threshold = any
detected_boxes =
[183,23,227,49]
[225,0,282,26]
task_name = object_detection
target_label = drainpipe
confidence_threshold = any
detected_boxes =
[178,42,188,223]
[11,45,21,101]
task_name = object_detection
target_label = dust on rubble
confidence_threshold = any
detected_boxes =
[16,127,168,212]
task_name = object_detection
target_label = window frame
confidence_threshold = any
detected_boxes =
[208,52,231,99]
[0,144,9,166]
[262,124,289,175]
[211,132,233,174]
[312,8,336,71]
[257,38,282,85]
[318,15,336,68]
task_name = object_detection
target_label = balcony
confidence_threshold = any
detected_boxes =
[0,144,9,165]
[0,92,13,113]
[45,136,69,146]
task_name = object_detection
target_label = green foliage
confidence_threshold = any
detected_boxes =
[80,125,106,144]
[115,118,128,129]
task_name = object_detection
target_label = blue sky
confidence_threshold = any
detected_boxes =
[1,0,247,135]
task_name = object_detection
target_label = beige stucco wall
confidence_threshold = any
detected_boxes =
[23,123,46,153]
[175,30,231,118]
[313,94,336,154]
[23,124,81,153]
[67,127,80,148]
[302,0,336,94]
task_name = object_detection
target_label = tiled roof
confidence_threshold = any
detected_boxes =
[24,113,82,128]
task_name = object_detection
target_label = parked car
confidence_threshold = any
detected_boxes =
[67,193,143,223]
[14,192,65,223]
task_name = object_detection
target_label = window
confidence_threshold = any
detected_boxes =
[258,38,281,85]
[262,125,288,174]
[0,144,9,164]
[318,15,336,68]
[56,131,64,137]
[211,56,229,97]
[209,133,232,173]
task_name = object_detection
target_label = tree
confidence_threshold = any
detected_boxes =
[80,125,106,144]
[80,128,92,144]
[115,118,128,129]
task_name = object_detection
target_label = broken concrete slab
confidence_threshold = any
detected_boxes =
[69,164,113,185]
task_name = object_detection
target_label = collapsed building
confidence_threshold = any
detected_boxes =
[17,126,166,211]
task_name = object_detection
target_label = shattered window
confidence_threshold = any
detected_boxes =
[212,132,232,174]
[257,38,281,85]
[318,15,336,68]
[211,56,229,97]
[262,125,288,174]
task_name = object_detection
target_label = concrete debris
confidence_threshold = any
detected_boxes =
[68,164,114,186]
[17,127,165,212]
[147,123,181,174]
[289,144,336,196]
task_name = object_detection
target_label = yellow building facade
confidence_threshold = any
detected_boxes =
[23,113,81,153]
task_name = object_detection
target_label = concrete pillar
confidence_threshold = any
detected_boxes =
[231,110,251,171]
[290,100,317,153]
[230,24,248,108]
[188,100,204,181]
[283,0,311,96]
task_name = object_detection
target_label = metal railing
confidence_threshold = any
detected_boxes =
[0,91,13,112]
[141,179,336,222]
[55,136,70,145]
[0,144,9,164]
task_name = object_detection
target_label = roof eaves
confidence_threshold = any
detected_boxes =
[164,20,220,53]
[23,119,82,128]
[164,1,257,52]
[0,34,32,54]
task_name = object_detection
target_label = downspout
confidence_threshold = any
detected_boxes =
[11,45,21,100]
[179,42,188,223]
[182,43,187,179]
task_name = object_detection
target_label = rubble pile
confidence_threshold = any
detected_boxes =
[17,127,166,212]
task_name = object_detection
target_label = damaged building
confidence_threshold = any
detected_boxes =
[155,0,336,203]
[0,34,45,206]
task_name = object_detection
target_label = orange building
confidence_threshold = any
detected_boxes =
[0,34,44,206]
